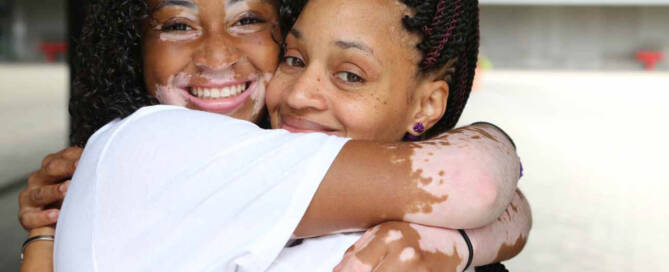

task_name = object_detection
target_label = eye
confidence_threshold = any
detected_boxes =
[233,15,267,26]
[160,22,193,32]
[283,56,305,68]
[335,71,365,83]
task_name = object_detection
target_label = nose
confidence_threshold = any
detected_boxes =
[284,66,328,112]
[193,33,240,71]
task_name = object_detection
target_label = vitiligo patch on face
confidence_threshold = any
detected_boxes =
[159,31,201,42]
[154,73,191,106]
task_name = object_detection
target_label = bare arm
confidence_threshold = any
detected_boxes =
[20,125,519,239]
[296,123,521,237]
[335,189,532,271]
[19,227,55,272]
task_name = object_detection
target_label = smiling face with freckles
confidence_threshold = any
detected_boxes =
[266,0,450,141]
[143,0,280,123]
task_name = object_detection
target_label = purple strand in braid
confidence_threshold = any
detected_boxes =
[423,0,462,67]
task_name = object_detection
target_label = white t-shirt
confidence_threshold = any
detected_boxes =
[54,105,349,272]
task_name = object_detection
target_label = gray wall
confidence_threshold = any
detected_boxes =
[2,0,66,62]
[480,5,669,70]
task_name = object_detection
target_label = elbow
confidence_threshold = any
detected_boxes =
[466,173,503,228]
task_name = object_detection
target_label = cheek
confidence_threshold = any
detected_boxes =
[336,96,404,140]
[238,33,280,74]
[265,72,290,113]
[143,38,193,93]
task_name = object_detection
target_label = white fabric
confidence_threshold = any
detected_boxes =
[54,105,349,272]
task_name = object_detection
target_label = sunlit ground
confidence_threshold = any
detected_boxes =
[1,66,668,270]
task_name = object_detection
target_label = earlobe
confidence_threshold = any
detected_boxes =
[406,80,449,137]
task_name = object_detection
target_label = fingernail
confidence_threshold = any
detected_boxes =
[48,211,59,220]
[60,183,69,192]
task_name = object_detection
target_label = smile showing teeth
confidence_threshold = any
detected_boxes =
[190,83,247,99]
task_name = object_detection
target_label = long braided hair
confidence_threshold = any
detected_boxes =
[279,0,479,137]
[402,0,479,137]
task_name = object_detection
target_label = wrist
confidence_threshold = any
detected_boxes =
[28,227,55,237]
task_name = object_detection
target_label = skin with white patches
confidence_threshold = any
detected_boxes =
[336,222,467,272]
[384,229,403,243]
[336,192,531,271]
[143,0,281,123]
[403,125,521,229]
[160,31,201,42]
[399,247,415,262]
[468,189,531,266]
[154,73,192,106]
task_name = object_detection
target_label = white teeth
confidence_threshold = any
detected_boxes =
[191,83,246,99]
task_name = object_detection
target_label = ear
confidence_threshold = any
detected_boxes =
[405,79,449,136]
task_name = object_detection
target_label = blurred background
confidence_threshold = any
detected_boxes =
[0,0,667,271]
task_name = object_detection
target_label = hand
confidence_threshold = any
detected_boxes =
[334,222,468,272]
[18,146,82,230]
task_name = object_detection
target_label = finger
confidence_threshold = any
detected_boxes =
[19,209,59,230]
[334,253,373,272]
[26,182,68,207]
[29,158,76,186]
[41,152,60,169]
[61,146,83,160]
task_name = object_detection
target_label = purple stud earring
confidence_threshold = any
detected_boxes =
[413,122,425,133]
[405,122,425,141]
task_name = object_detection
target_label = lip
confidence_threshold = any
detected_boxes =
[280,114,337,134]
[185,80,257,114]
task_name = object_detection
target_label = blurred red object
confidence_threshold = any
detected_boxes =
[635,51,664,70]
[39,42,68,63]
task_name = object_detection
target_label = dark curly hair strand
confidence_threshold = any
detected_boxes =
[69,0,155,146]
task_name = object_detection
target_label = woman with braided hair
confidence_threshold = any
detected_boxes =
[270,0,529,271]
[19,0,530,271]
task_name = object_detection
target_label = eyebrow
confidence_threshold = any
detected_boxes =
[334,40,374,56]
[289,29,302,39]
[153,0,197,11]
[227,0,272,6]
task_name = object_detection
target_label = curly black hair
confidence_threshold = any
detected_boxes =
[69,0,155,146]
[280,0,479,138]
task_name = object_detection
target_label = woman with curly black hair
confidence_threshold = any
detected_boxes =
[19,0,529,271]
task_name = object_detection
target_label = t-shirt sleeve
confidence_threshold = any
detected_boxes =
[56,105,349,272]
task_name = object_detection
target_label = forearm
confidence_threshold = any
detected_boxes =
[295,123,520,237]
[19,227,55,272]
[348,189,531,270]
[469,189,532,266]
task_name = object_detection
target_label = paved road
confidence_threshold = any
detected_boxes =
[1,66,668,271]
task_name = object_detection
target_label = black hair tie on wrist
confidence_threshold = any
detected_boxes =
[458,229,473,271]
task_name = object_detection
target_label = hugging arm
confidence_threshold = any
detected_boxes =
[335,189,532,271]
[295,123,521,237]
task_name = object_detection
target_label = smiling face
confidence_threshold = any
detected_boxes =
[143,0,280,123]
[266,0,449,141]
